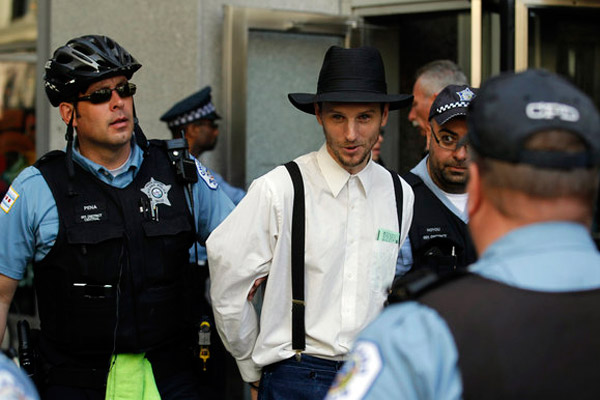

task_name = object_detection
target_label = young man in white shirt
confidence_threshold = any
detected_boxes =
[206,45,415,400]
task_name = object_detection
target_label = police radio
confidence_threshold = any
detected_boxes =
[17,320,36,381]
[165,131,198,185]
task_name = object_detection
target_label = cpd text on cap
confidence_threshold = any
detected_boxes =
[525,102,580,122]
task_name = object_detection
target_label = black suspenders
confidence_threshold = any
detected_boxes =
[283,161,306,357]
[283,161,403,357]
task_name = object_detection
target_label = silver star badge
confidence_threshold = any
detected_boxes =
[141,177,172,209]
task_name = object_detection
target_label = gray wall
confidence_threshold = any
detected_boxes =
[45,0,349,174]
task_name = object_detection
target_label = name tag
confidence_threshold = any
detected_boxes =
[376,228,399,244]
[75,200,108,223]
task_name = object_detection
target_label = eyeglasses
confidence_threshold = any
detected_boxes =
[77,82,137,104]
[430,125,467,152]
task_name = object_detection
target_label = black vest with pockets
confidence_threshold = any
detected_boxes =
[402,172,476,273]
[34,141,195,356]
[416,273,600,400]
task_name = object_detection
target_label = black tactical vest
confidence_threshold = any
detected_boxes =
[34,141,195,356]
[418,273,600,400]
[402,172,476,273]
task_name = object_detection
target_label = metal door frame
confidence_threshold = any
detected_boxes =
[514,0,600,71]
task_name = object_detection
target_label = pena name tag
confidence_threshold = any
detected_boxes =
[377,228,399,244]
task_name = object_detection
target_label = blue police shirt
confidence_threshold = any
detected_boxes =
[397,156,468,276]
[212,171,245,205]
[0,353,39,399]
[0,137,234,280]
[326,222,600,400]
[189,169,245,264]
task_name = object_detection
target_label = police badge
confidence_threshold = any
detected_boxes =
[141,178,172,209]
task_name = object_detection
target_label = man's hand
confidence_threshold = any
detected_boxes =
[247,277,267,301]
[250,380,260,400]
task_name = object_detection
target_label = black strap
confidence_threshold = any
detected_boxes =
[388,169,403,233]
[284,161,306,354]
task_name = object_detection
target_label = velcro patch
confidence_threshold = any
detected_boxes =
[195,159,218,190]
[1,186,19,213]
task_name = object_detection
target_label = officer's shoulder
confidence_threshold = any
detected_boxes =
[388,269,469,304]
[34,150,65,167]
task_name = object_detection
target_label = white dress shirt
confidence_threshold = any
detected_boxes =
[207,144,414,382]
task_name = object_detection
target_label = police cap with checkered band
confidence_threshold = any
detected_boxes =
[467,69,600,169]
[429,84,478,126]
[160,86,221,129]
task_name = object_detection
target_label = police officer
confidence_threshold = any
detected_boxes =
[398,85,477,276]
[0,35,234,399]
[326,69,600,399]
[408,60,468,139]
[160,87,245,398]
[161,86,245,204]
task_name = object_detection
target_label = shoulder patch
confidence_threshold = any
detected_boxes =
[195,159,218,190]
[0,369,34,399]
[1,186,19,214]
[326,341,382,400]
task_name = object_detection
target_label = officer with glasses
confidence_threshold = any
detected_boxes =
[397,84,478,277]
[0,35,234,399]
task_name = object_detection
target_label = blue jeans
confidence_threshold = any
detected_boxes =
[259,355,345,400]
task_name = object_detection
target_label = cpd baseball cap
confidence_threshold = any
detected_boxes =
[467,69,600,169]
[429,84,477,126]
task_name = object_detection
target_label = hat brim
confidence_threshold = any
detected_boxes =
[288,91,413,115]
[431,110,467,126]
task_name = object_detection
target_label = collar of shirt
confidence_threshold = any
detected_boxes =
[316,143,373,198]
[411,155,468,222]
[70,136,144,188]
[469,221,600,291]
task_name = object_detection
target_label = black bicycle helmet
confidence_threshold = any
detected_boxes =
[44,35,142,107]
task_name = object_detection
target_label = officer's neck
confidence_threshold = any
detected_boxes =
[78,140,133,171]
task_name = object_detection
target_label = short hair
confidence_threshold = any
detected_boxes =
[415,60,468,98]
[471,129,599,215]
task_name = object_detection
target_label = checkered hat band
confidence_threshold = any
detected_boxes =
[168,102,216,128]
[436,101,469,114]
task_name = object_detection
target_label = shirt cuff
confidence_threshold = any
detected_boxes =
[236,357,262,382]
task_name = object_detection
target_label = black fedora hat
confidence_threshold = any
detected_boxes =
[288,46,413,115]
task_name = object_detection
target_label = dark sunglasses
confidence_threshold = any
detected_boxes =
[77,82,137,104]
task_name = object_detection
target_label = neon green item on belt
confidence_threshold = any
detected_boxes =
[105,353,161,400]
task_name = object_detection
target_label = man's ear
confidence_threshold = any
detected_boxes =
[467,162,481,219]
[59,103,75,126]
